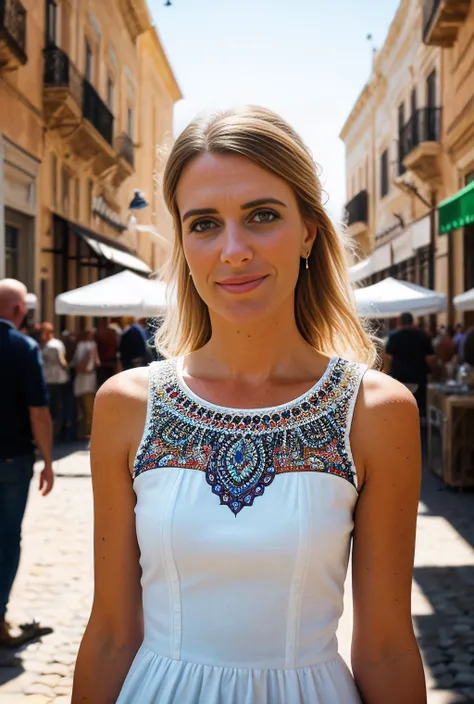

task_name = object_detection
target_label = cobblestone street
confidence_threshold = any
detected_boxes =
[0,445,473,703]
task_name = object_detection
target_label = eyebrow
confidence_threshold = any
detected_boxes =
[182,198,287,222]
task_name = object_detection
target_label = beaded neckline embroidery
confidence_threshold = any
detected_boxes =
[134,357,362,516]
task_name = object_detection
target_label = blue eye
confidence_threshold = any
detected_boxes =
[250,209,279,224]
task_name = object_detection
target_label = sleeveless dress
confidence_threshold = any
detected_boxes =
[116,356,366,704]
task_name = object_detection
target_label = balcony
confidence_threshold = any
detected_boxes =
[400,107,442,183]
[0,0,27,70]
[112,133,135,188]
[64,79,116,177]
[43,46,83,126]
[345,190,370,253]
[423,0,471,47]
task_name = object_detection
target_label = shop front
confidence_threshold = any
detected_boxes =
[43,215,151,331]
[0,134,39,294]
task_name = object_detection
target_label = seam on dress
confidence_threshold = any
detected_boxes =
[161,469,184,660]
[132,362,157,480]
[285,474,311,668]
[344,363,368,492]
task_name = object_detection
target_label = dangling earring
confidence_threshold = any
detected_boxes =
[305,249,310,270]
[189,269,192,277]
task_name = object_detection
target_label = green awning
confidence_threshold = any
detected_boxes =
[438,179,474,235]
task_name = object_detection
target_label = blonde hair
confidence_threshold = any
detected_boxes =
[157,106,376,366]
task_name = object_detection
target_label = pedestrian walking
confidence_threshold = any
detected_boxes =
[119,318,149,370]
[71,330,100,440]
[73,106,426,704]
[40,322,69,442]
[384,311,436,419]
[95,318,119,388]
[0,279,54,647]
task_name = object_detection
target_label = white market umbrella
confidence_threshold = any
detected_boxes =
[454,288,474,312]
[26,293,37,310]
[55,270,170,317]
[354,277,447,319]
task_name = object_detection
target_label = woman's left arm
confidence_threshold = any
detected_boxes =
[351,371,426,704]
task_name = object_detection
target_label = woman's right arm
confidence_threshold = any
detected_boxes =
[72,370,148,703]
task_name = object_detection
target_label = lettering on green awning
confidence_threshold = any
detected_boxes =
[438,180,474,235]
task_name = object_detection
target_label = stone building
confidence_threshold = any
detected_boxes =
[340,0,474,327]
[340,0,442,319]
[0,0,181,324]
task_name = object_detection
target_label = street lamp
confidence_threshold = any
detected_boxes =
[128,189,148,210]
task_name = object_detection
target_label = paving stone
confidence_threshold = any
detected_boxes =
[54,685,73,695]
[37,674,61,687]
[24,683,56,697]
[454,672,474,688]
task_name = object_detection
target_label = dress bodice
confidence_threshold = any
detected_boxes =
[131,356,365,668]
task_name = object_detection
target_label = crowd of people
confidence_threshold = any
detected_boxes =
[381,316,474,422]
[23,317,160,443]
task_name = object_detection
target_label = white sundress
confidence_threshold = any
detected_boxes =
[116,356,366,704]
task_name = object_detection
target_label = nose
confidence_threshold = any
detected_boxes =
[220,222,253,267]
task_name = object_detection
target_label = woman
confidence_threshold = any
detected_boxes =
[71,329,100,440]
[40,322,69,442]
[73,107,426,703]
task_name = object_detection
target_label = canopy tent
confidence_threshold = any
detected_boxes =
[349,258,373,283]
[26,293,37,310]
[55,270,169,317]
[438,180,474,234]
[454,288,474,312]
[354,277,447,318]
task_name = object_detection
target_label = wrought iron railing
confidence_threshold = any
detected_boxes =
[400,107,442,162]
[0,0,27,62]
[345,190,368,227]
[115,132,134,168]
[43,45,83,108]
[82,79,114,146]
[423,0,441,40]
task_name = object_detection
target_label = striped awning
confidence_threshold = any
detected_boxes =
[438,180,474,234]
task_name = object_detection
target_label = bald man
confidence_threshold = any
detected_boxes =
[0,279,54,645]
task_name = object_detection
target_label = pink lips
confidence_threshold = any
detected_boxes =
[216,275,268,294]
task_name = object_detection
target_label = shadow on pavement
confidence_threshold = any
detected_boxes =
[51,440,90,462]
[413,565,474,703]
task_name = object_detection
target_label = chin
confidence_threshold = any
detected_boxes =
[209,297,282,327]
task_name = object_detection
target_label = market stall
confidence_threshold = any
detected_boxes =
[354,277,447,318]
[453,288,474,312]
[427,384,474,489]
[55,270,170,317]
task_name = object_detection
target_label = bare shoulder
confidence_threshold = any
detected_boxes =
[351,369,421,487]
[92,367,151,475]
[95,366,149,408]
[360,368,419,412]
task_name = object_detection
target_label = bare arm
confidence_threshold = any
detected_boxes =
[72,370,148,703]
[351,372,426,704]
[29,406,54,495]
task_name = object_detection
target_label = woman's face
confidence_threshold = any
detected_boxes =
[176,153,316,326]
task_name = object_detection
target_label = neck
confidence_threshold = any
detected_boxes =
[201,300,317,379]
[0,315,17,328]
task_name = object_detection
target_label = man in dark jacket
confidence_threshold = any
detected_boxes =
[119,318,150,370]
[0,279,54,645]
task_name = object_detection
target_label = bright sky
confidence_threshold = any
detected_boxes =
[149,0,401,220]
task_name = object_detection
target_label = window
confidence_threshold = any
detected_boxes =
[5,225,19,279]
[127,107,133,138]
[45,0,57,46]
[107,75,114,111]
[427,69,437,108]
[410,87,418,146]
[62,167,70,216]
[380,149,389,198]
[85,39,93,82]
[75,178,81,222]
[398,102,406,175]
[51,153,58,209]
[87,179,94,221]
